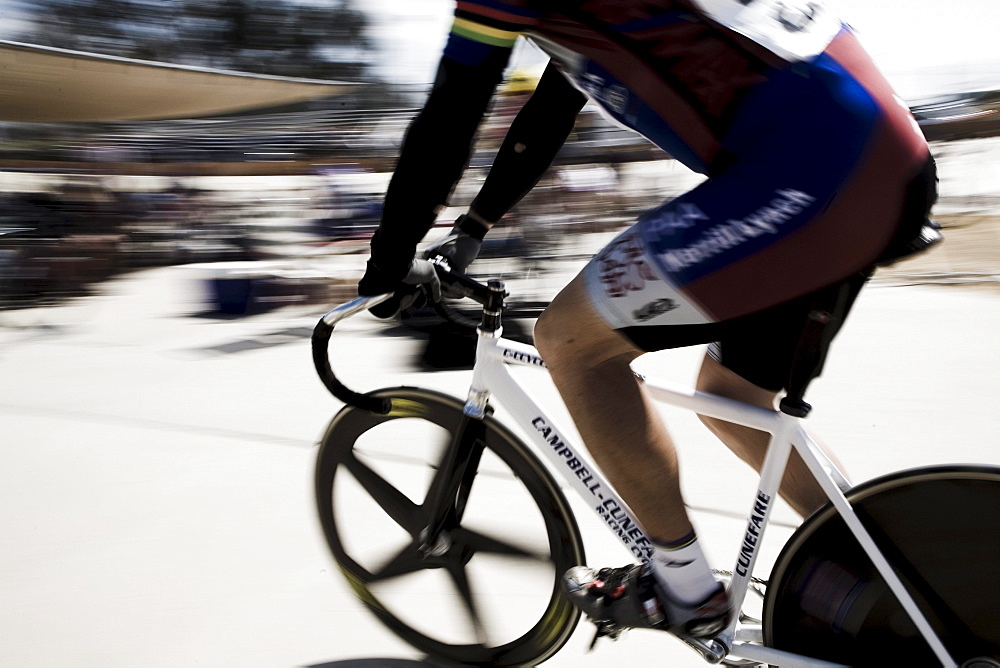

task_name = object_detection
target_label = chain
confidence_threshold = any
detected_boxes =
[713,569,769,587]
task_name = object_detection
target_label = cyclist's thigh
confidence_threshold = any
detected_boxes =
[580,230,866,392]
[583,32,933,328]
[580,168,832,338]
[578,154,876,368]
[578,181,871,390]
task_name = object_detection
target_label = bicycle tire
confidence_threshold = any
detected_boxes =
[315,387,584,666]
[764,465,1000,667]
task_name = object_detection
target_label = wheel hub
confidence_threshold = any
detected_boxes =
[418,528,452,557]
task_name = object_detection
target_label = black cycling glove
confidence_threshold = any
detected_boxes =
[424,213,487,265]
[358,258,442,319]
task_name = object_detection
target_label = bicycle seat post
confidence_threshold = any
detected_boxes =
[779,306,830,418]
[779,275,864,418]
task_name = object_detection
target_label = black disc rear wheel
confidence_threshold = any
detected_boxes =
[315,387,584,666]
[764,466,1000,666]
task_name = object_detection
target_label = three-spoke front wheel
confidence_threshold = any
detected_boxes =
[315,387,584,666]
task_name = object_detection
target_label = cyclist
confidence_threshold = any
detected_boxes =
[358,0,937,642]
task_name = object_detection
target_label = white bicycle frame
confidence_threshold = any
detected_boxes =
[461,325,958,668]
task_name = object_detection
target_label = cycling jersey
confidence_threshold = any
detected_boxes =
[442,0,933,325]
[445,0,843,174]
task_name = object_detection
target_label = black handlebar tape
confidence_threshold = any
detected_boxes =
[312,320,392,415]
[310,263,490,413]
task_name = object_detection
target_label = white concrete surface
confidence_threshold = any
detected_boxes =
[1,265,998,667]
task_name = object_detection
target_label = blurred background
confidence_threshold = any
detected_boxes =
[0,0,997,317]
[1,5,999,666]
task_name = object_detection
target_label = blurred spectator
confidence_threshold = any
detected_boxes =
[12,0,372,82]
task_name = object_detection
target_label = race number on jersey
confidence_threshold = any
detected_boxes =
[688,0,842,61]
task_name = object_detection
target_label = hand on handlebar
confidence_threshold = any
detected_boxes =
[423,225,482,275]
[358,258,442,319]
[401,258,442,302]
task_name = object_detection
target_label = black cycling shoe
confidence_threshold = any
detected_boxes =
[563,563,730,642]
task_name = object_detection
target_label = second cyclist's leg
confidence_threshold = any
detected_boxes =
[535,275,729,638]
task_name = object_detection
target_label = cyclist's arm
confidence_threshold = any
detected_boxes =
[469,62,588,228]
[365,3,536,290]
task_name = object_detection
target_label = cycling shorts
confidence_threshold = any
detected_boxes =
[581,32,935,391]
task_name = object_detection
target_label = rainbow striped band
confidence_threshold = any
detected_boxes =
[450,0,537,49]
[451,17,520,48]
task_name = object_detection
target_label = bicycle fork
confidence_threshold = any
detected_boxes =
[417,279,506,556]
[418,415,489,557]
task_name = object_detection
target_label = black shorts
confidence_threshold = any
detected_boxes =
[620,271,870,393]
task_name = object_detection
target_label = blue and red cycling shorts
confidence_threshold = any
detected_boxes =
[583,30,934,334]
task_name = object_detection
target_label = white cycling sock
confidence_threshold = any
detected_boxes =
[650,536,717,605]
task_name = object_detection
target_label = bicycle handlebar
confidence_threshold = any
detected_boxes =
[311,260,496,414]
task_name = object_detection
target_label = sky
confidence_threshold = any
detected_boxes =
[362,0,1000,101]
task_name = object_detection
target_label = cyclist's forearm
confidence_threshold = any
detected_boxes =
[371,54,509,281]
[470,64,587,224]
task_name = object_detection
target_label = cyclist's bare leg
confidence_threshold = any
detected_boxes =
[539,274,735,632]
[695,354,848,517]
[534,274,694,543]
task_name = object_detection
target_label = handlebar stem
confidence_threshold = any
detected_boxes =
[479,280,506,333]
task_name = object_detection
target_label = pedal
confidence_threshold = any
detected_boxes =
[587,619,625,651]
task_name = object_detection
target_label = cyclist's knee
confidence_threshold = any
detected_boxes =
[535,277,637,368]
[534,295,581,365]
[532,307,558,359]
